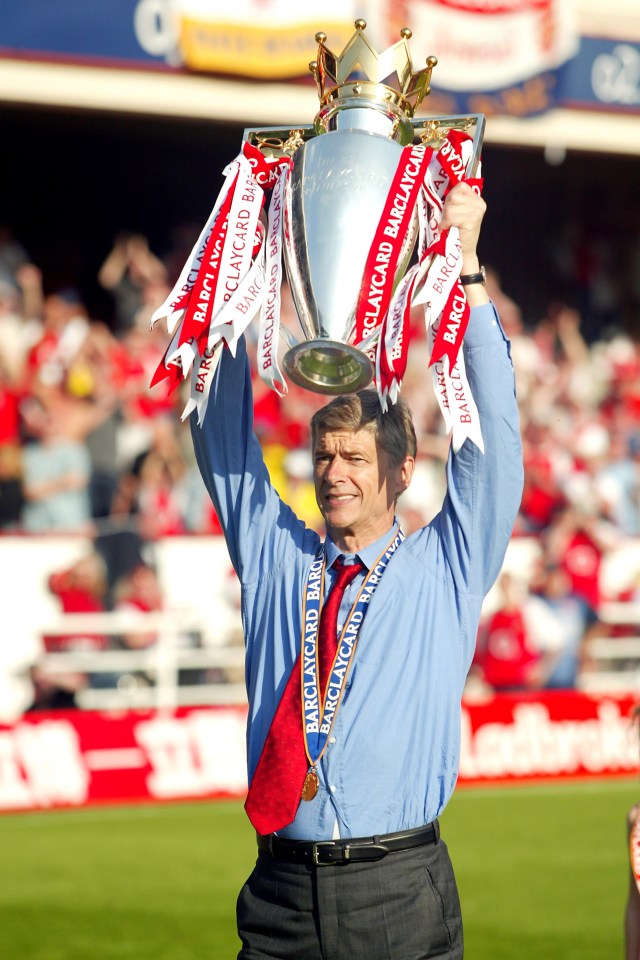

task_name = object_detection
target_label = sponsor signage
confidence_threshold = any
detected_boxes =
[0,1,638,117]
[173,0,355,78]
[0,0,355,76]
[558,37,640,111]
[1,693,637,813]
[460,691,640,784]
[0,0,168,66]
[0,706,248,812]
[407,0,578,116]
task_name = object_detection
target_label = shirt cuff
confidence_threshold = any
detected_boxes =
[464,301,509,349]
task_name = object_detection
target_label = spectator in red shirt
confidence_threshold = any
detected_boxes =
[544,505,619,612]
[30,551,109,710]
[44,552,108,652]
[477,574,543,692]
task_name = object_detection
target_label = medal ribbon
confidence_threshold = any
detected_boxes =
[301,529,405,769]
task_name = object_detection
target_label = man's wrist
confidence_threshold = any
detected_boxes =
[460,255,481,275]
[460,266,486,287]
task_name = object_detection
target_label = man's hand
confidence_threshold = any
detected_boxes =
[439,182,486,273]
[439,183,489,306]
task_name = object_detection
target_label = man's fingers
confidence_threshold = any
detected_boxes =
[439,183,486,233]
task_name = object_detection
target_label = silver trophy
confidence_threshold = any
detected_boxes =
[244,20,485,395]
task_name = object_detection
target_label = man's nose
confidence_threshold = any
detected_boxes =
[324,456,345,482]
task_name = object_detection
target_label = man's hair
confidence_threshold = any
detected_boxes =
[310,390,417,467]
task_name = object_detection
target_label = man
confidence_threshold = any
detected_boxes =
[191,183,523,959]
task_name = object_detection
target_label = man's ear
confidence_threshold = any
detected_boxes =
[397,456,415,495]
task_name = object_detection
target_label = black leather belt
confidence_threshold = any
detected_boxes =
[257,821,439,866]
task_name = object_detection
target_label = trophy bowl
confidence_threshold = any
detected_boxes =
[281,126,418,394]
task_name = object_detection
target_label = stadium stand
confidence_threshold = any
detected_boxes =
[1,220,639,719]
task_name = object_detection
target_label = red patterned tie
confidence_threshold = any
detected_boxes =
[245,555,364,835]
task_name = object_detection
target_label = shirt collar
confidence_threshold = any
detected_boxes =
[325,519,399,571]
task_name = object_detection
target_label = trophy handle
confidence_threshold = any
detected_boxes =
[242,114,486,174]
[410,113,485,177]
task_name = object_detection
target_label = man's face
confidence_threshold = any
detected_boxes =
[312,427,414,548]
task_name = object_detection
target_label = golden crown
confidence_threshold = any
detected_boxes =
[309,20,438,122]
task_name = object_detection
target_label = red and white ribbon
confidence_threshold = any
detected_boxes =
[151,159,239,337]
[181,152,265,423]
[338,128,485,453]
[184,235,268,424]
[354,143,433,349]
[375,266,419,409]
[257,162,290,396]
[151,132,486,451]
[408,131,485,453]
[151,143,290,423]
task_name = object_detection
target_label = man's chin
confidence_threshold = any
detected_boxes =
[322,510,355,534]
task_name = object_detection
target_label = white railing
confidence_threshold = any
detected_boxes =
[35,598,640,707]
[599,602,640,625]
[38,610,247,710]
[578,602,640,694]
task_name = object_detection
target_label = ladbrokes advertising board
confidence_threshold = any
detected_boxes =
[1,692,637,812]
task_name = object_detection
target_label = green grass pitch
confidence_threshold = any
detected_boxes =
[0,779,635,959]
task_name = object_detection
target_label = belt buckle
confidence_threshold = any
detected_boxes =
[311,841,349,866]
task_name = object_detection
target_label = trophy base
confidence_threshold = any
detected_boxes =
[283,340,374,395]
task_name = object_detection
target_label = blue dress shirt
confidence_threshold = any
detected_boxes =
[191,302,523,840]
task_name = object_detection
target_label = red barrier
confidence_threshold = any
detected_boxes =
[460,690,639,785]
[0,706,248,812]
[1,692,638,812]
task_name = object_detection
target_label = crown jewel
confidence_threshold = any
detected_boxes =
[309,20,438,121]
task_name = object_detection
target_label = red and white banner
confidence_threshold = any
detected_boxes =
[402,0,578,92]
[460,691,640,785]
[1,692,638,813]
[0,706,248,812]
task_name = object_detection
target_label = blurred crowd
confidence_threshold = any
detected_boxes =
[1,221,640,703]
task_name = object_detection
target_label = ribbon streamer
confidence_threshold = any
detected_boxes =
[151,144,288,421]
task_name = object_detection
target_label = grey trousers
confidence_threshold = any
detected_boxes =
[236,834,463,960]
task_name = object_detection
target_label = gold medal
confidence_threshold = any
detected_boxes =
[301,768,319,801]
